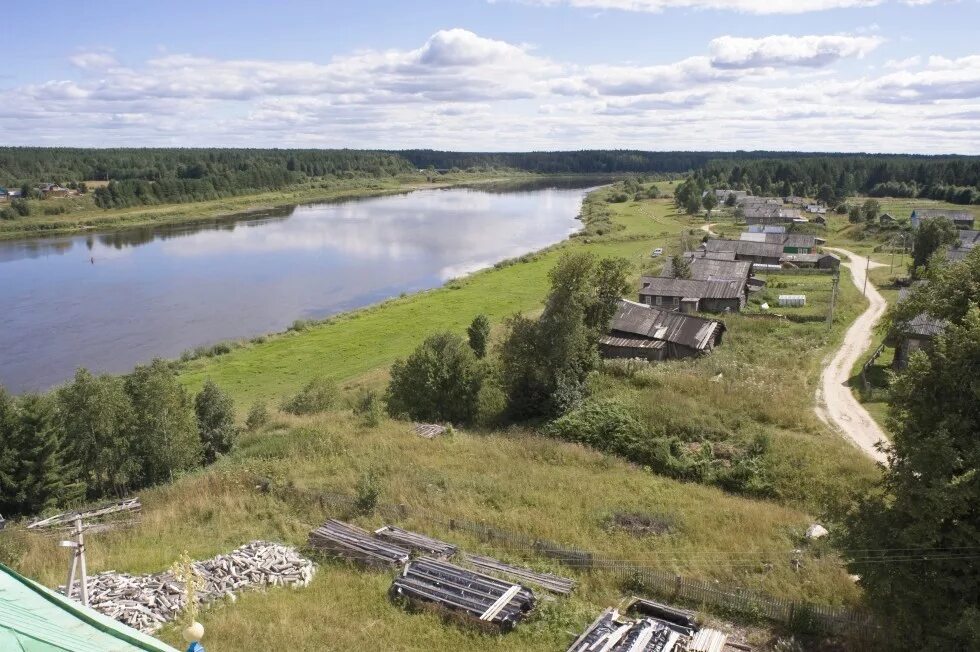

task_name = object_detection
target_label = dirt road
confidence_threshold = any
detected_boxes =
[701,222,719,237]
[814,248,890,464]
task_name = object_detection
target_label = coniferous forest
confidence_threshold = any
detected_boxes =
[1,147,980,209]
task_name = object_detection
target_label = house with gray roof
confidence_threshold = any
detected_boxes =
[599,299,726,361]
[704,239,784,265]
[639,276,747,313]
[890,286,947,369]
[910,208,974,230]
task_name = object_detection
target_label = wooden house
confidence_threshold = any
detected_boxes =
[704,239,783,265]
[600,299,726,361]
[910,208,974,230]
[638,276,747,313]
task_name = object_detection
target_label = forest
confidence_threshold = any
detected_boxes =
[2,147,980,210]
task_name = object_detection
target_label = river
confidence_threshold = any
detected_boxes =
[0,180,597,392]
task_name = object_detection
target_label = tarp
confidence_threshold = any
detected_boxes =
[0,563,180,652]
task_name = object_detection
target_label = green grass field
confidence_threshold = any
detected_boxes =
[5,187,882,651]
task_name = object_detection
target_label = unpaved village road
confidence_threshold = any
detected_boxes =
[815,248,890,464]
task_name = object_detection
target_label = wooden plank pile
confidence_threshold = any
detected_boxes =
[463,553,575,595]
[62,541,315,633]
[566,608,682,652]
[28,497,141,530]
[413,423,448,439]
[390,558,536,632]
[374,525,457,559]
[309,519,410,568]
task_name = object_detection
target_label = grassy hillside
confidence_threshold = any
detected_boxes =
[5,186,881,651]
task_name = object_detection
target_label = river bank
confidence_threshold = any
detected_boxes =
[0,172,537,240]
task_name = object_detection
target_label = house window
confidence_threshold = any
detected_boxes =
[655,296,662,306]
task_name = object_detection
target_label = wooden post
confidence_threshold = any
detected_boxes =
[65,542,78,599]
[76,517,89,606]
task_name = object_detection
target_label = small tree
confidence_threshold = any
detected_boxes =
[467,314,491,359]
[245,401,270,431]
[702,192,717,217]
[194,379,237,465]
[816,184,835,205]
[282,377,338,415]
[386,332,484,424]
[125,359,201,485]
[848,205,864,224]
[671,254,692,279]
[861,199,881,223]
[684,192,702,215]
[724,192,737,207]
[912,216,958,271]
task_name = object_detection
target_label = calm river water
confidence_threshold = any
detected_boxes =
[0,180,596,392]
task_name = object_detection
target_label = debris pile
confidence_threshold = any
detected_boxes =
[390,558,536,631]
[63,541,314,633]
[413,423,448,439]
[567,599,729,652]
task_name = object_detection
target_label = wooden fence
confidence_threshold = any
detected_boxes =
[281,484,877,639]
[860,343,886,392]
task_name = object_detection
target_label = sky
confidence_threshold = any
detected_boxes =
[1,0,979,153]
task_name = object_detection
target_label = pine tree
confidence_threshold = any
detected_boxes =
[466,314,491,359]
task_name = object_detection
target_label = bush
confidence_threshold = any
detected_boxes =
[385,332,484,424]
[354,471,380,514]
[607,192,630,203]
[353,389,385,427]
[245,401,271,431]
[282,377,338,415]
[194,379,237,464]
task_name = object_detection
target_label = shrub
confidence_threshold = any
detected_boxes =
[607,192,630,203]
[466,314,491,359]
[353,389,385,427]
[245,401,271,431]
[282,377,338,415]
[354,471,380,514]
[385,332,483,424]
[194,379,237,464]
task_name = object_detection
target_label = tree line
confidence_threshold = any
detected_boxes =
[0,362,236,519]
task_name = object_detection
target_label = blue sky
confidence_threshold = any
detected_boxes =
[1,0,978,152]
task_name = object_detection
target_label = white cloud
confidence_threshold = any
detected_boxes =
[69,51,119,70]
[504,0,935,15]
[0,27,976,153]
[709,34,883,69]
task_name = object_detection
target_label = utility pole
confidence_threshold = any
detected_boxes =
[60,517,89,606]
[827,272,839,327]
[862,255,870,297]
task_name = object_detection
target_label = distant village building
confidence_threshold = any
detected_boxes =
[879,212,896,225]
[38,183,72,198]
[746,225,786,234]
[946,229,980,262]
[662,255,752,282]
[714,189,749,203]
[600,299,726,361]
[910,208,974,230]
[0,187,8,202]
[785,196,807,206]
[805,204,827,215]
[780,253,841,270]
[703,239,784,265]
[638,276,747,313]
[890,288,945,369]
[739,232,820,253]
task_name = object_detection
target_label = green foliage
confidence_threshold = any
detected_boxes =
[843,305,980,649]
[195,379,237,464]
[55,369,136,498]
[125,359,201,485]
[671,254,692,279]
[353,471,380,515]
[847,205,863,223]
[0,392,82,517]
[10,198,30,217]
[353,390,385,427]
[724,192,737,207]
[245,400,271,431]
[386,332,484,424]
[466,314,491,359]
[282,377,338,415]
[607,191,629,203]
[702,191,718,215]
[500,253,630,420]
[861,198,881,223]
[911,215,958,270]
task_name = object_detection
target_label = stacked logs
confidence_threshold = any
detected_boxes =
[62,541,315,633]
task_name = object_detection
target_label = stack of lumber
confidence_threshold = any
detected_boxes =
[374,525,458,559]
[62,541,314,633]
[413,423,447,439]
[566,609,681,652]
[463,553,575,595]
[390,558,536,631]
[309,519,410,568]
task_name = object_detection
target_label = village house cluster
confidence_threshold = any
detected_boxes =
[0,182,83,201]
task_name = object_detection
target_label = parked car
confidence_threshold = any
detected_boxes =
[651,248,664,257]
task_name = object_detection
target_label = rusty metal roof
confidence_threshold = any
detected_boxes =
[608,300,724,351]
[663,257,751,282]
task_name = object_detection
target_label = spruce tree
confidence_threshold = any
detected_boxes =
[194,379,237,465]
